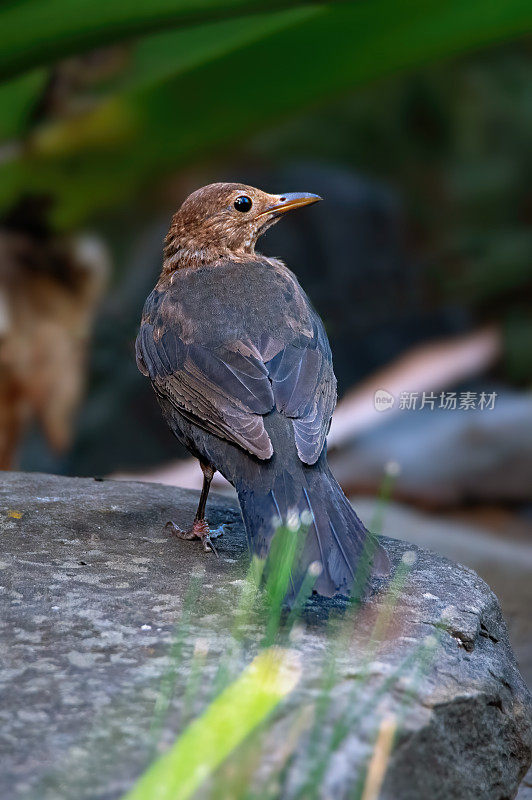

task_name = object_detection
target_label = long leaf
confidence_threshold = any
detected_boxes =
[119,7,317,94]
[0,0,314,80]
[2,0,532,227]
[0,69,47,140]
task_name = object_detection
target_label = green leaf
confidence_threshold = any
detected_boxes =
[0,0,314,80]
[0,69,47,141]
[3,0,532,227]
[121,648,301,800]
[120,7,317,93]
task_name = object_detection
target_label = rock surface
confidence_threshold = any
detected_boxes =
[1,471,531,800]
[353,496,532,691]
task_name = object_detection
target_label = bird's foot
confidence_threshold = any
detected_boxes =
[165,519,225,555]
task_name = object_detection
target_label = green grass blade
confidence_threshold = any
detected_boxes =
[122,647,301,800]
[149,571,204,747]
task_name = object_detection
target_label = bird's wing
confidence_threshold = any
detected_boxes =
[265,320,337,465]
[136,267,336,465]
[136,321,275,459]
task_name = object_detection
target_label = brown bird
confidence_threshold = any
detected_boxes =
[136,183,389,597]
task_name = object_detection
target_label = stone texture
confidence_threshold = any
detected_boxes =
[352,496,532,691]
[0,472,531,800]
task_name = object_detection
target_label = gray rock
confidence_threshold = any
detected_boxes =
[352,495,532,690]
[0,472,530,800]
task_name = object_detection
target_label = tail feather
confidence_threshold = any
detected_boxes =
[235,465,389,599]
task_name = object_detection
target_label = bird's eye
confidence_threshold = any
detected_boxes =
[234,195,253,212]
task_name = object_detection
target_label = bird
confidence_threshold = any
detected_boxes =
[136,182,389,598]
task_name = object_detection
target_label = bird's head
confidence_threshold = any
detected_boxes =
[163,182,321,271]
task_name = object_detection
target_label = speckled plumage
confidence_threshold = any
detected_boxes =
[136,183,389,596]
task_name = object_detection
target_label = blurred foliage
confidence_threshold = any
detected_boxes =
[119,512,424,800]
[247,44,532,381]
[1,1,532,228]
[0,0,318,79]
[124,646,302,800]
[0,0,532,388]
[0,69,47,140]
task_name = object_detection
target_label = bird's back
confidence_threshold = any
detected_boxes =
[148,257,320,353]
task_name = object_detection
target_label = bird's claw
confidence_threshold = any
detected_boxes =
[202,534,218,557]
[165,520,197,540]
[165,520,226,556]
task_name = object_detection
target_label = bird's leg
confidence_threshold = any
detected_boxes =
[165,462,225,554]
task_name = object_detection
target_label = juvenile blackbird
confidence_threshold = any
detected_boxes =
[136,183,389,597]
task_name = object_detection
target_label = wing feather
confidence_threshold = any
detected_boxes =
[136,318,275,459]
[136,267,336,465]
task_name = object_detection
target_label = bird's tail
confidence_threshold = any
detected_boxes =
[235,460,389,599]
